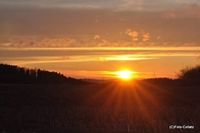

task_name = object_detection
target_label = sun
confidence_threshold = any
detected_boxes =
[116,70,134,80]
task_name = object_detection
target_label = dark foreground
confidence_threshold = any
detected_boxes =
[0,81,200,133]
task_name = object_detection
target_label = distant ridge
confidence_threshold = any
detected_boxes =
[0,64,82,84]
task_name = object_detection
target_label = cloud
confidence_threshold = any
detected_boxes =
[142,33,151,42]
[1,0,200,11]
[125,29,151,42]
[126,29,139,41]
[118,0,200,11]
[0,37,77,47]
[1,4,200,45]
[163,4,200,18]
[94,35,101,40]
[0,0,121,9]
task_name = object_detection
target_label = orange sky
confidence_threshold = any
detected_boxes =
[1,47,200,79]
[0,2,200,79]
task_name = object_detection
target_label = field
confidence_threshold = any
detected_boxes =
[0,81,199,133]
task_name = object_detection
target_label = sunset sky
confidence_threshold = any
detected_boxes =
[0,0,200,79]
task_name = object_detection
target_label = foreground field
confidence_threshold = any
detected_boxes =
[0,81,199,133]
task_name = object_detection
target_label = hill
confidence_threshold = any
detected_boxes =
[0,64,82,84]
[0,64,200,132]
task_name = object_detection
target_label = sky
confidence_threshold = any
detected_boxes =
[0,0,200,11]
[0,0,200,79]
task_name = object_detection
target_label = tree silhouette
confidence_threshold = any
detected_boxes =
[178,65,200,84]
[0,64,81,84]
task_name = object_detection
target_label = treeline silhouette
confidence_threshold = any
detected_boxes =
[1,63,200,85]
[0,64,81,84]
[142,65,200,86]
[178,65,200,83]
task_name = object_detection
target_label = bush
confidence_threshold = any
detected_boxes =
[178,65,200,82]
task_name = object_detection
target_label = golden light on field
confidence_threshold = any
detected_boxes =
[116,70,135,80]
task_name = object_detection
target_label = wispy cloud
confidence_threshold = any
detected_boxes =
[1,47,199,78]
[1,46,200,61]
[163,4,200,19]
[1,0,200,11]
[1,5,200,45]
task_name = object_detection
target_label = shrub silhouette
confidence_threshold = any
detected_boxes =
[178,65,200,83]
[0,64,80,84]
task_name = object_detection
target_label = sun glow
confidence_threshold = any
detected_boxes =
[116,70,135,80]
